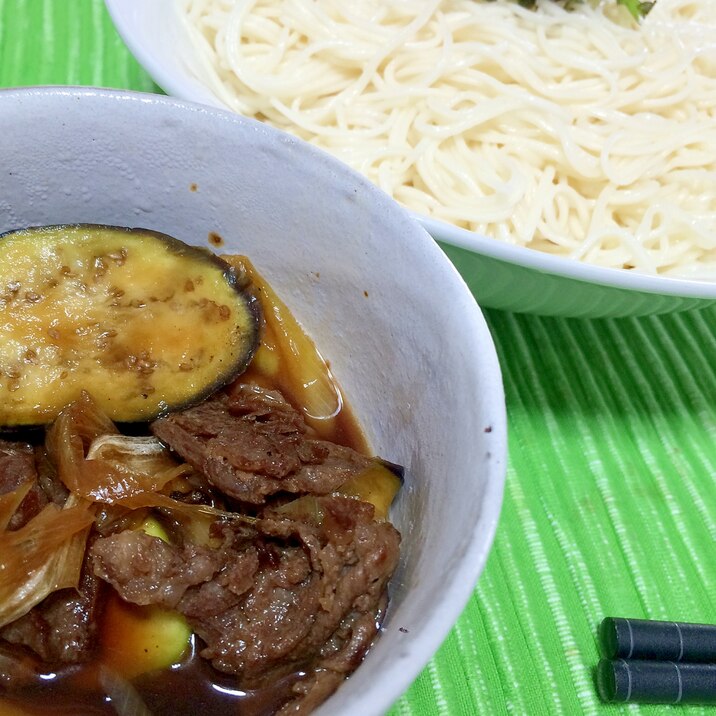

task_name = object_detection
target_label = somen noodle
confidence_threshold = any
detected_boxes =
[179,0,716,278]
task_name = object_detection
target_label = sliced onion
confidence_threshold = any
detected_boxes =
[0,494,94,628]
[0,481,32,531]
[223,256,343,437]
[84,435,192,503]
[46,391,119,496]
[47,393,191,504]
[99,666,154,716]
[276,495,325,524]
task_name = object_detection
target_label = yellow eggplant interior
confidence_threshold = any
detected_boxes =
[0,225,258,426]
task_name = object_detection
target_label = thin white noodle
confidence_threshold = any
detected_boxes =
[179,0,716,277]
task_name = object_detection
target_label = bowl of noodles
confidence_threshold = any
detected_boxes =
[104,0,716,318]
[0,86,505,716]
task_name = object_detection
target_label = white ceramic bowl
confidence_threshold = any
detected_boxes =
[0,87,506,715]
[104,0,716,319]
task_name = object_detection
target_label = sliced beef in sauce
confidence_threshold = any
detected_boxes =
[0,538,105,665]
[34,445,69,507]
[0,440,69,531]
[151,384,373,504]
[0,445,100,667]
[0,440,47,530]
[0,382,401,714]
[91,495,400,711]
[0,440,36,492]
[91,530,227,609]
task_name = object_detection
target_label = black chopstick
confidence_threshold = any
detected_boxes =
[596,617,716,705]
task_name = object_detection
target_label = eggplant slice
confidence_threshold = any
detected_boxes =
[0,224,259,426]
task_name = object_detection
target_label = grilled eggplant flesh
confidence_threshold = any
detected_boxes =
[0,224,259,427]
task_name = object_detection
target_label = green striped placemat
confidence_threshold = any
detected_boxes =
[2,2,715,713]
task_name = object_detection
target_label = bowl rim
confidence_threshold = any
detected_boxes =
[419,215,716,299]
[0,84,509,715]
[104,0,716,304]
[104,0,228,111]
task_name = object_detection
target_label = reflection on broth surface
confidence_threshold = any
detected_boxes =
[1,632,307,715]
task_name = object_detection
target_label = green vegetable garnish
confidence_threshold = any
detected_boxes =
[616,0,655,19]
[513,0,655,20]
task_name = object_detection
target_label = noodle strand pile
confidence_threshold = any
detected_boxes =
[180,0,716,278]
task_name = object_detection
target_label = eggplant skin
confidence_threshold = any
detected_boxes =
[0,224,260,426]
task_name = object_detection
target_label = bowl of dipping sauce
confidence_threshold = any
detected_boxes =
[0,86,506,716]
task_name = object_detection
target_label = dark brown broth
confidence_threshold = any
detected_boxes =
[135,638,304,716]
[0,641,303,715]
[240,364,368,453]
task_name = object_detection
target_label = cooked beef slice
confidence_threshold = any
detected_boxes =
[91,495,400,709]
[34,445,69,507]
[0,441,98,665]
[151,384,373,504]
[0,440,47,530]
[0,440,36,492]
[0,441,70,531]
[91,530,226,608]
[0,542,105,665]
[0,642,39,689]
[168,468,225,508]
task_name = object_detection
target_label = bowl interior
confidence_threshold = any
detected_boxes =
[0,87,506,715]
